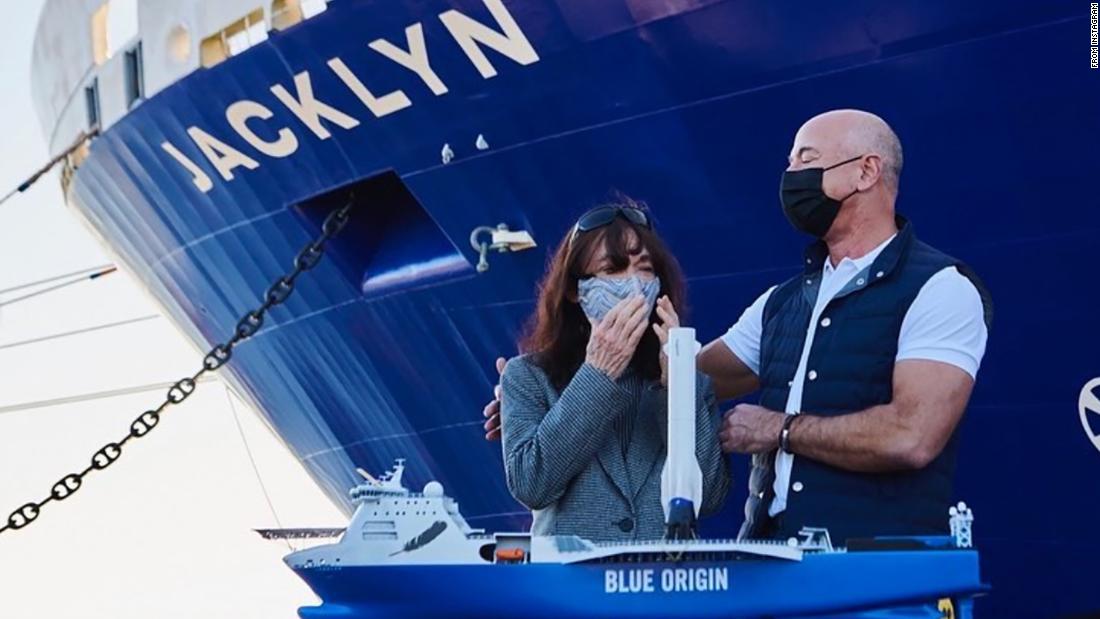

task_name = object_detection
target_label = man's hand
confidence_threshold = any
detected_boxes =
[482,357,507,441]
[718,403,786,454]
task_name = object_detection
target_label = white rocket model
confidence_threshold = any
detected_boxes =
[660,327,703,538]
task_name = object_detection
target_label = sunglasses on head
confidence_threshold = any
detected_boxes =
[567,206,653,250]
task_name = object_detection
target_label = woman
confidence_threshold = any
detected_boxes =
[499,199,729,541]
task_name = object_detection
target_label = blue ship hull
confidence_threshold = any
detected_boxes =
[291,553,982,619]
[65,0,1099,617]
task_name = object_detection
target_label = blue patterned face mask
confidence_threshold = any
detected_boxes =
[577,275,661,322]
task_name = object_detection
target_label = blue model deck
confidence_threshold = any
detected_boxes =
[65,1,1100,616]
[291,552,983,618]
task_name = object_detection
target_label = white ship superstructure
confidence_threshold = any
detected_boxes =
[285,459,805,572]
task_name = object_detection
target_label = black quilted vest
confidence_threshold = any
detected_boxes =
[739,217,992,544]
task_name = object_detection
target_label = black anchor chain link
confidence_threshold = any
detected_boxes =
[0,201,352,534]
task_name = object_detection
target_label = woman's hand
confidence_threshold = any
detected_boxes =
[585,295,650,380]
[652,295,679,387]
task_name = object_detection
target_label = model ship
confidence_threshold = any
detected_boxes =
[272,457,984,618]
[270,331,986,618]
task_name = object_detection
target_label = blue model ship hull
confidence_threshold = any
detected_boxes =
[64,0,1099,617]
[291,553,982,619]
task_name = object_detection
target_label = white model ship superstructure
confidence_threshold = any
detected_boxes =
[284,457,806,573]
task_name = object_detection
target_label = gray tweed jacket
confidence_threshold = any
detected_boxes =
[500,354,730,542]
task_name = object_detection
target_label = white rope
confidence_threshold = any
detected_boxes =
[223,383,293,551]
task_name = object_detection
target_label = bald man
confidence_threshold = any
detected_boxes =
[703,109,992,542]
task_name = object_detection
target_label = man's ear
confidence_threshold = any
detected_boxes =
[860,155,883,190]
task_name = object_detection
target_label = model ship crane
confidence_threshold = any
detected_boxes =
[355,458,406,491]
[949,502,975,549]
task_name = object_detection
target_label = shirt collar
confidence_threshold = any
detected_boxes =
[803,214,914,276]
[823,232,897,274]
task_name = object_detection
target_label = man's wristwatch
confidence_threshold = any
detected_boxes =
[779,414,798,454]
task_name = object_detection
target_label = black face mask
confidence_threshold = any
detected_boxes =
[780,155,864,238]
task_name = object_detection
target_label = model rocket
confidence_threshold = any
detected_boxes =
[660,327,703,539]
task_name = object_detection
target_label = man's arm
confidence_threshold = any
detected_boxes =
[784,266,988,471]
[720,359,975,472]
[698,285,776,400]
[720,265,988,472]
[698,339,760,401]
[789,359,974,471]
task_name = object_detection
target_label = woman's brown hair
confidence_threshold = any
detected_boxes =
[520,198,687,391]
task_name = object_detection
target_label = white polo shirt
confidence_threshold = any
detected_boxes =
[720,235,988,516]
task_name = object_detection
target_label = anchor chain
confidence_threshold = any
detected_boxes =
[0,201,353,535]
